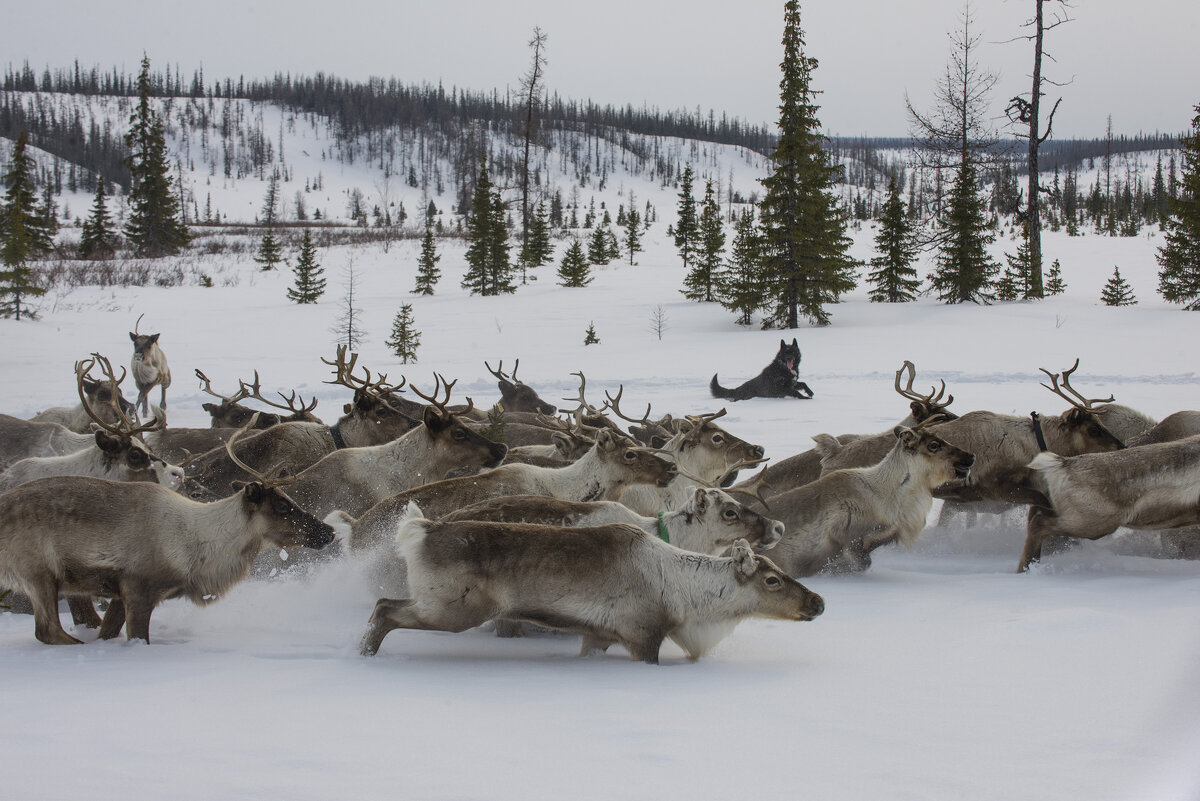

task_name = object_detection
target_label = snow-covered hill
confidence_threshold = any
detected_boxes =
[1,93,1199,801]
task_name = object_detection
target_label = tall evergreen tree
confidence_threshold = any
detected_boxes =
[461,151,514,295]
[0,130,47,319]
[385,303,421,364]
[867,176,920,302]
[0,130,51,256]
[1101,265,1136,306]
[287,229,325,304]
[930,158,998,303]
[758,0,858,328]
[682,180,725,301]
[519,200,554,279]
[556,238,592,287]
[717,209,765,326]
[587,223,612,265]
[414,223,442,295]
[997,222,1035,301]
[908,6,1000,304]
[673,163,699,271]
[622,205,642,265]
[1157,103,1200,310]
[124,55,189,256]
[78,175,118,258]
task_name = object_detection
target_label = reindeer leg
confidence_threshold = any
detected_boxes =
[67,596,103,629]
[360,598,442,656]
[580,633,613,656]
[119,581,158,642]
[97,597,127,640]
[1020,506,1056,572]
[28,574,82,645]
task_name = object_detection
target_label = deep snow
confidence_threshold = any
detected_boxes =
[2,117,1199,800]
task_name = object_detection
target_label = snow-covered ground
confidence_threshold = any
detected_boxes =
[2,111,1199,799]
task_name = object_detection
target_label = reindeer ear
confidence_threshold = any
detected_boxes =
[149,333,160,344]
[551,431,572,456]
[692,486,708,512]
[894,426,917,447]
[596,429,614,450]
[239,481,266,504]
[94,429,124,454]
[731,539,757,577]
[423,405,450,432]
[129,332,137,342]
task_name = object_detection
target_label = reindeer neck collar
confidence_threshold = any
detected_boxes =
[330,423,348,450]
[1029,412,1049,452]
[656,512,670,543]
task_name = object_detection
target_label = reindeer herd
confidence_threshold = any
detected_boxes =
[1,326,1198,662]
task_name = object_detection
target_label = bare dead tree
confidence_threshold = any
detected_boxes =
[518,27,548,284]
[331,256,366,350]
[1005,0,1073,298]
[905,3,1004,241]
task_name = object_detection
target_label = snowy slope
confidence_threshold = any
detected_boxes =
[1,103,1199,801]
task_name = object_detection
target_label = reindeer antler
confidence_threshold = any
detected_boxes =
[237,371,319,416]
[411,374,473,417]
[1038,358,1114,410]
[603,385,654,429]
[484,359,521,386]
[223,414,294,487]
[77,354,163,438]
[894,360,954,411]
[724,465,774,509]
[561,371,606,422]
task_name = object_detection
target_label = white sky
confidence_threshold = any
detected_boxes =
[6,0,1198,137]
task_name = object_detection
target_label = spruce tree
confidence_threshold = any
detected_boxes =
[0,130,51,256]
[717,208,765,326]
[997,223,1034,301]
[867,176,920,302]
[758,0,858,328]
[909,7,1000,304]
[254,231,285,270]
[674,163,699,271]
[1045,258,1067,295]
[124,55,189,256]
[518,201,554,281]
[682,180,725,302]
[583,321,600,345]
[462,151,514,295]
[385,303,421,363]
[1156,103,1200,310]
[78,175,118,258]
[556,238,592,287]
[287,229,325,304]
[929,158,998,303]
[414,223,441,295]
[0,130,47,320]
[1100,266,1136,306]
[587,223,612,265]
[623,206,642,265]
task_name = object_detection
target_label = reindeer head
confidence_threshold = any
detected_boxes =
[485,359,557,415]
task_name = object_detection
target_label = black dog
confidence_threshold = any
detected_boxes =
[710,338,814,401]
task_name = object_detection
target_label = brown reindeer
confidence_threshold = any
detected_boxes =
[130,313,171,417]
[196,368,322,429]
[360,514,823,663]
[1021,434,1200,572]
[0,428,335,644]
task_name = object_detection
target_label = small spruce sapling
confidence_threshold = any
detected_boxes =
[584,321,600,345]
[1100,266,1137,307]
[385,303,421,363]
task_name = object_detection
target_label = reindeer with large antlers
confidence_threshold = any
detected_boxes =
[0,355,183,493]
[196,368,322,429]
[0,425,336,644]
[607,385,766,517]
[769,419,975,577]
[29,360,136,434]
[484,360,558,416]
[178,347,423,500]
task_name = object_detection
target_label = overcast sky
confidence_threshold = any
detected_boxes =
[5,1,1198,138]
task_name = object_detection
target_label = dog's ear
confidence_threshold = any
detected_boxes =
[791,338,798,348]
[779,339,786,349]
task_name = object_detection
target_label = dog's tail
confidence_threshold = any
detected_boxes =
[710,373,735,400]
